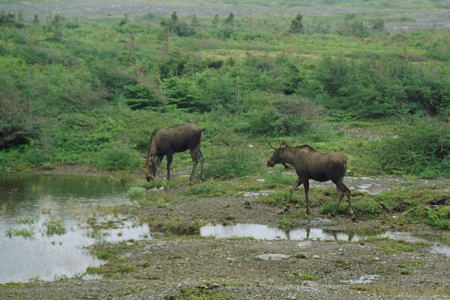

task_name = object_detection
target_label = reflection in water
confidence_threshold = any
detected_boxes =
[200,223,450,257]
[0,173,150,284]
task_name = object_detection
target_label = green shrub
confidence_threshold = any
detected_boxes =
[239,96,323,137]
[370,119,449,176]
[426,206,450,229]
[314,57,449,118]
[97,146,141,171]
[126,186,147,200]
[205,142,260,179]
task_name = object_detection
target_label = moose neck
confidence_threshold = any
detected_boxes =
[279,148,298,165]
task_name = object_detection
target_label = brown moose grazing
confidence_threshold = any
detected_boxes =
[267,142,355,221]
[145,124,204,182]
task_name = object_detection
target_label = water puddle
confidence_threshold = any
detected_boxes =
[0,173,151,284]
[200,224,449,257]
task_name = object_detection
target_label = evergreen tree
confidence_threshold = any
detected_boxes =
[33,14,40,24]
[224,12,234,26]
[289,13,304,33]
[171,11,178,23]
[191,14,200,27]
[212,14,219,27]
[51,14,63,41]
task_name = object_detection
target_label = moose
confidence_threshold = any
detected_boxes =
[267,142,355,221]
[145,124,204,182]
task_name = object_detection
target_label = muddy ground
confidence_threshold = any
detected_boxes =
[1,173,449,300]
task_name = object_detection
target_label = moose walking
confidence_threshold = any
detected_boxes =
[267,142,355,221]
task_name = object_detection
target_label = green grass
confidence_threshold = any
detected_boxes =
[290,272,318,281]
[45,220,66,235]
[6,227,34,239]
[377,240,430,254]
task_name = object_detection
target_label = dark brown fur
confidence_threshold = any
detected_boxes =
[145,124,204,181]
[267,143,354,220]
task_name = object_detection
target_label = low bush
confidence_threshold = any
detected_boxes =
[370,119,449,177]
[96,146,141,171]
[126,187,147,200]
[426,206,450,229]
[205,145,260,179]
[239,96,324,137]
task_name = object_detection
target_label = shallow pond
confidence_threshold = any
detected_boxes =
[0,173,151,284]
[200,223,449,257]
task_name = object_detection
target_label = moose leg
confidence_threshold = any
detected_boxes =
[288,178,302,203]
[303,180,311,215]
[333,181,355,221]
[189,148,204,181]
[199,151,205,181]
[166,153,173,180]
[333,191,344,217]
[153,155,164,177]
[343,184,355,222]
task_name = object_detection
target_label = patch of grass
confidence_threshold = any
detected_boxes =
[16,216,35,225]
[126,186,147,200]
[182,180,230,198]
[277,217,296,231]
[175,283,235,300]
[377,240,429,254]
[88,241,141,278]
[138,191,176,208]
[45,220,66,235]
[333,259,352,269]
[6,227,34,239]
[290,272,318,281]
[320,197,382,219]
[264,169,294,188]
[294,252,308,259]
[425,206,450,230]
[258,190,298,207]
[398,260,425,268]
[148,217,201,236]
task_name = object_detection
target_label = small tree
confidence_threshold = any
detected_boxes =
[51,14,64,42]
[224,12,234,26]
[212,14,219,27]
[119,14,128,26]
[191,14,200,27]
[289,13,304,33]
[160,11,195,37]
[33,14,40,24]
[171,11,178,23]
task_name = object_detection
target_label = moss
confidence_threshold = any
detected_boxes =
[377,240,429,254]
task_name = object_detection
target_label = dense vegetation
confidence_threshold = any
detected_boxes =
[0,0,449,179]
